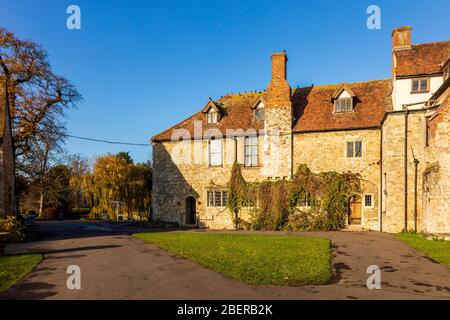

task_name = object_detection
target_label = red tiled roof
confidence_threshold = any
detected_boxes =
[152,92,264,142]
[292,79,392,132]
[152,79,392,142]
[394,41,450,77]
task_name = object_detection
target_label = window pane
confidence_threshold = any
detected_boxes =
[412,80,419,92]
[256,108,265,120]
[364,194,372,207]
[207,191,214,207]
[222,191,228,206]
[347,142,354,157]
[355,141,362,157]
[245,137,258,166]
[209,140,222,165]
[214,191,222,207]
[335,100,340,111]
[420,79,428,91]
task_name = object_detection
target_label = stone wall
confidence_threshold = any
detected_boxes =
[422,97,450,234]
[292,129,381,230]
[152,136,267,229]
[381,110,431,233]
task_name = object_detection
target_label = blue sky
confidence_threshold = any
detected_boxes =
[1,0,449,163]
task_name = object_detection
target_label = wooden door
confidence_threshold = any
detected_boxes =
[349,196,362,225]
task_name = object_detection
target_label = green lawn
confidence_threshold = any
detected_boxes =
[0,254,43,293]
[135,232,332,286]
[395,233,450,267]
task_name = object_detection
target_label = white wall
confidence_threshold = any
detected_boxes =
[393,76,443,111]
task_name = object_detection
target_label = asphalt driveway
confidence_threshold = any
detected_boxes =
[1,221,449,300]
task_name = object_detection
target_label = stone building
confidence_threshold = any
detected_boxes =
[152,27,450,235]
[0,76,16,217]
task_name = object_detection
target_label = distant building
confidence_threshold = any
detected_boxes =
[0,76,16,217]
[152,27,450,235]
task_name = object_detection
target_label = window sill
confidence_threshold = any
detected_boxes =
[410,91,430,94]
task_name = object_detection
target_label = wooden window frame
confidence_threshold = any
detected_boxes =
[206,190,228,207]
[207,111,218,124]
[411,78,430,94]
[208,139,223,166]
[244,136,259,167]
[346,141,363,158]
[364,194,373,208]
[255,107,265,121]
[334,98,353,113]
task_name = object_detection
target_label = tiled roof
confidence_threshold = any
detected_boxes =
[394,41,450,77]
[292,79,392,132]
[152,92,264,142]
[152,79,392,142]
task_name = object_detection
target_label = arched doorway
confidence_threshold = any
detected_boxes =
[348,196,362,225]
[185,196,196,225]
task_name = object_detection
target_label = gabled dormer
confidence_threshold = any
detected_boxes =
[332,84,356,113]
[250,95,267,121]
[202,99,222,124]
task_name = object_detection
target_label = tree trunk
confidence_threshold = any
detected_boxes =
[39,193,45,218]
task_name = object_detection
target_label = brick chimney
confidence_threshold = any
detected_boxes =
[392,26,412,50]
[267,51,291,108]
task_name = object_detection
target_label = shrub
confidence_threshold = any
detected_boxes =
[0,216,25,242]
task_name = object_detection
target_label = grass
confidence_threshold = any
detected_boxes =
[395,233,450,267]
[0,254,43,293]
[135,232,332,286]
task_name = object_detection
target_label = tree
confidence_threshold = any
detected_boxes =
[0,27,81,161]
[68,154,90,212]
[81,153,152,221]
[18,131,65,217]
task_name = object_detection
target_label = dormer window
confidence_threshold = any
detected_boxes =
[335,98,353,112]
[331,84,356,113]
[202,99,221,124]
[255,103,265,121]
[250,95,267,121]
[207,110,218,124]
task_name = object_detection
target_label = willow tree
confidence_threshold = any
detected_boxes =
[81,153,152,220]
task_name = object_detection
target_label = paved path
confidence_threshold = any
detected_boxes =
[1,221,449,300]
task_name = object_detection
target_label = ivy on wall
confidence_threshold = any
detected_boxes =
[227,163,362,231]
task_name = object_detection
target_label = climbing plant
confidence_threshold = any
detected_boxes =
[227,163,361,231]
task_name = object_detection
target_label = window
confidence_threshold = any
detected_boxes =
[411,78,430,93]
[335,98,353,112]
[347,141,362,158]
[206,190,228,207]
[209,139,222,166]
[207,111,218,124]
[297,193,312,207]
[444,66,450,81]
[364,194,373,207]
[244,136,258,167]
[425,116,431,147]
[255,107,265,121]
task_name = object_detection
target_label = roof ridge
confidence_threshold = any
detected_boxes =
[294,78,391,90]
[411,40,450,47]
